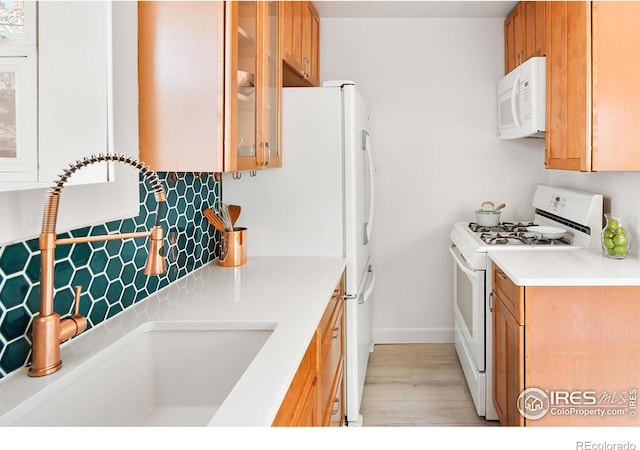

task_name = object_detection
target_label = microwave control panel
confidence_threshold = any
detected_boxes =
[520,79,532,120]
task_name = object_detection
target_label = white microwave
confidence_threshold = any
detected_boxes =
[497,56,546,139]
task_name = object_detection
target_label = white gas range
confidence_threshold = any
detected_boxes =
[448,185,603,421]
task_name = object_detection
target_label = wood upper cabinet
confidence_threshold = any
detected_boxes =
[492,263,640,427]
[545,2,640,171]
[227,1,282,171]
[273,274,345,427]
[282,1,320,87]
[504,2,545,75]
[504,3,524,75]
[138,1,281,173]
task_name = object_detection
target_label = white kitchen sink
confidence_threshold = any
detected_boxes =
[5,321,275,426]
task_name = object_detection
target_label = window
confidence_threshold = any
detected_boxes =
[0,1,37,182]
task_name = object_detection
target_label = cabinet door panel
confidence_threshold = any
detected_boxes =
[524,1,546,59]
[282,1,303,75]
[308,4,320,87]
[504,3,524,74]
[592,2,640,170]
[139,1,225,172]
[272,331,318,426]
[545,1,591,171]
[525,285,640,426]
[329,369,344,427]
[493,294,524,426]
[254,0,281,169]
[38,1,112,185]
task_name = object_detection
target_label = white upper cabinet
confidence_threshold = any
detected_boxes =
[37,1,113,186]
[0,1,140,246]
[0,1,115,190]
[0,1,37,183]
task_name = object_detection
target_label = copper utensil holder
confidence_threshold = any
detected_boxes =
[218,227,247,267]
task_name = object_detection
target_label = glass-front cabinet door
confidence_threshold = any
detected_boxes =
[229,0,257,172]
[258,0,281,169]
[226,0,280,173]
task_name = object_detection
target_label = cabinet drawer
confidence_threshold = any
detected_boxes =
[493,264,524,324]
[319,306,343,421]
[318,276,344,344]
[272,331,318,426]
[329,369,344,427]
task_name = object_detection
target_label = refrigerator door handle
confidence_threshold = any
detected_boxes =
[358,265,375,305]
[362,130,375,245]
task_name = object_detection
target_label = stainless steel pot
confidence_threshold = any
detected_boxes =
[475,201,503,226]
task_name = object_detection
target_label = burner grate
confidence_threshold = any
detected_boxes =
[468,222,536,233]
[478,231,572,246]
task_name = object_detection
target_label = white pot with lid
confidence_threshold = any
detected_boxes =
[475,201,505,226]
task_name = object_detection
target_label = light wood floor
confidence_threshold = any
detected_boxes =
[360,343,501,427]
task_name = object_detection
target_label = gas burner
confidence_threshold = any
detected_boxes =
[479,231,572,246]
[469,222,536,233]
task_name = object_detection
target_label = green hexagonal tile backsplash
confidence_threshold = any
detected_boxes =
[0,172,221,379]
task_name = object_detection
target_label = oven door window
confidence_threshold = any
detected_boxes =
[451,248,485,371]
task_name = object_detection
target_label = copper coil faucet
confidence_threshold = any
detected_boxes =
[28,154,167,377]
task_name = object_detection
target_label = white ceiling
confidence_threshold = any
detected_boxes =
[313,1,519,19]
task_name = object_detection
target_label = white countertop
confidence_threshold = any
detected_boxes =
[0,257,346,426]
[488,248,640,286]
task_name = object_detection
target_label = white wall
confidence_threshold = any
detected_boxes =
[321,18,548,343]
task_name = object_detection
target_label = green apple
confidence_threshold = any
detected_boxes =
[613,245,628,256]
[604,230,616,239]
[603,238,615,249]
[613,234,628,246]
[616,227,628,236]
[607,218,619,231]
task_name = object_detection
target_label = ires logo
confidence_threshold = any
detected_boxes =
[549,390,597,405]
[517,388,550,420]
[517,388,637,420]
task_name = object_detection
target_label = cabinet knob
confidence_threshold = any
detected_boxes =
[332,326,340,340]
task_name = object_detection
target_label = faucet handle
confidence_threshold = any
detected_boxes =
[68,285,87,336]
[74,285,82,316]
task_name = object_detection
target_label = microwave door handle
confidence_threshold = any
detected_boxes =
[510,74,522,131]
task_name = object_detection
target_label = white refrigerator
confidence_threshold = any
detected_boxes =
[223,81,376,426]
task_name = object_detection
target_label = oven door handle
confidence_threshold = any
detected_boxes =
[448,245,480,281]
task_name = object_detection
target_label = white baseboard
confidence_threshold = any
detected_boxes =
[372,327,454,344]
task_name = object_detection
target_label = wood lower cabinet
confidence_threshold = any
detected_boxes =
[273,331,319,426]
[492,269,524,427]
[492,263,640,426]
[545,1,640,171]
[273,275,345,427]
